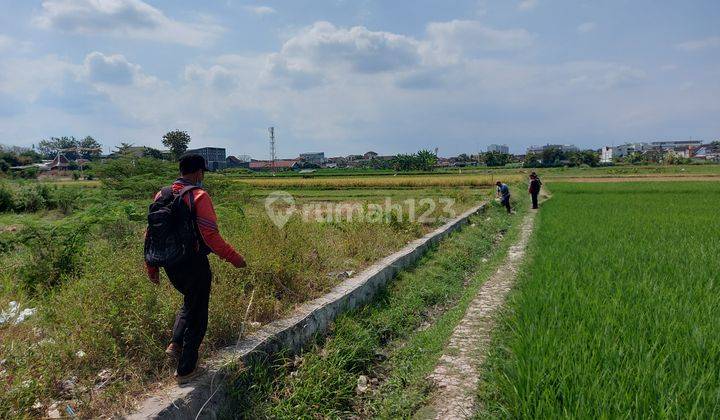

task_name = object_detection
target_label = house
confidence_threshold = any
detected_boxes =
[226,155,250,168]
[49,154,70,171]
[248,159,300,171]
[299,152,325,165]
[693,143,720,161]
[186,147,227,171]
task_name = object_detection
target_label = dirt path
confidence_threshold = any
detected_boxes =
[418,209,537,420]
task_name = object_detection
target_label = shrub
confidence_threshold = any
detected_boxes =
[18,225,88,294]
[14,186,46,212]
[0,183,13,212]
[52,187,81,215]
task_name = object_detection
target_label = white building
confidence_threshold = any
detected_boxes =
[487,144,509,154]
[527,144,578,154]
[600,146,614,163]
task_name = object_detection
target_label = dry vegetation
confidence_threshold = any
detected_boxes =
[0,174,489,417]
[235,173,523,189]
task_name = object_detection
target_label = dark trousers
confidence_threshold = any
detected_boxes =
[531,192,539,209]
[164,254,212,376]
[502,195,511,213]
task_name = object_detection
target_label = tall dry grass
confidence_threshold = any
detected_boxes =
[235,174,523,189]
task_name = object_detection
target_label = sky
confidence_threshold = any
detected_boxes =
[0,0,718,157]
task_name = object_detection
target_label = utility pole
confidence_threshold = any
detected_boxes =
[269,127,276,175]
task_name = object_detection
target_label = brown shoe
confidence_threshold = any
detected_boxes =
[165,343,181,358]
[174,366,207,385]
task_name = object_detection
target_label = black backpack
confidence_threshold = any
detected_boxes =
[144,185,199,268]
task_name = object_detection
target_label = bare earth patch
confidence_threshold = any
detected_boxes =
[418,210,537,419]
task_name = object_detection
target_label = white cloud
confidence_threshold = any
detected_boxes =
[276,21,421,75]
[517,0,538,12]
[243,5,276,15]
[562,61,646,91]
[676,36,720,52]
[83,52,144,85]
[577,22,597,34]
[424,20,534,63]
[0,34,13,51]
[34,0,223,47]
[184,64,240,90]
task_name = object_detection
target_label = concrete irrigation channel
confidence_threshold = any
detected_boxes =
[127,202,488,419]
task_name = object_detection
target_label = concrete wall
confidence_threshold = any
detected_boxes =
[127,202,487,419]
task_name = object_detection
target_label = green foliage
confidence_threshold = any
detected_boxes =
[227,205,520,418]
[480,182,720,418]
[0,183,13,211]
[14,185,46,212]
[92,157,177,198]
[484,151,511,167]
[17,224,89,294]
[392,150,438,171]
[568,150,600,167]
[162,130,191,160]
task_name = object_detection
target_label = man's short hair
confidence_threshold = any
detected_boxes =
[496,181,502,185]
[179,154,208,175]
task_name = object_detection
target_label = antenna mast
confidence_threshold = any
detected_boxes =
[269,127,276,175]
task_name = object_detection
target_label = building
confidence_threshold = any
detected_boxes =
[650,140,702,149]
[487,144,509,154]
[527,144,578,154]
[186,147,227,171]
[226,155,250,169]
[692,143,720,161]
[248,159,300,171]
[600,146,614,163]
[49,154,70,171]
[363,151,379,160]
[299,152,325,165]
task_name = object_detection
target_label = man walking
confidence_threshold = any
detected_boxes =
[145,154,246,383]
[528,172,542,209]
[496,180,512,214]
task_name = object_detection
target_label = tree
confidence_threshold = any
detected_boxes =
[392,154,416,171]
[162,130,191,160]
[523,152,541,168]
[485,151,511,167]
[568,150,599,167]
[143,147,164,160]
[457,153,471,162]
[78,136,102,159]
[416,149,438,171]
[114,142,135,156]
[626,151,643,164]
[540,147,566,166]
[37,136,79,159]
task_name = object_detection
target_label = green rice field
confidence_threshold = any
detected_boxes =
[480,182,720,418]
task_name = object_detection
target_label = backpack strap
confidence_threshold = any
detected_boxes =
[158,186,174,202]
[176,185,200,214]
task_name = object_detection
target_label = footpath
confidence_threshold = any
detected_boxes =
[419,209,537,419]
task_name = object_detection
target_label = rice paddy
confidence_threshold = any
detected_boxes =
[479,182,720,418]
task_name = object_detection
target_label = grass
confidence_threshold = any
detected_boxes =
[479,182,720,418]
[225,198,526,418]
[0,175,491,417]
[234,173,523,189]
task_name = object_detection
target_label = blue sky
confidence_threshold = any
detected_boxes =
[0,0,718,157]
